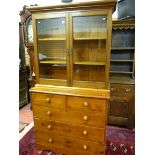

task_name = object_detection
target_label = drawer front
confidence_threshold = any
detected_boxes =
[34,118,105,142]
[67,96,107,113]
[110,84,134,96]
[108,116,128,126]
[31,93,66,109]
[35,131,105,154]
[33,105,106,128]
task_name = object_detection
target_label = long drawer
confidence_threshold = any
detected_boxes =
[35,131,105,155]
[32,105,107,128]
[34,118,105,142]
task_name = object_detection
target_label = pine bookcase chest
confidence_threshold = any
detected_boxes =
[27,0,116,154]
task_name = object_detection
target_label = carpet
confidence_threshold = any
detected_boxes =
[106,126,135,155]
[19,126,135,155]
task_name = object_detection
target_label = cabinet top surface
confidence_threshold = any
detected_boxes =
[26,0,116,13]
[30,85,110,99]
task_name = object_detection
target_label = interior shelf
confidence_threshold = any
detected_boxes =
[110,75,135,84]
[110,71,134,74]
[38,38,66,41]
[111,47,135,50]
[74,61,106,65]
[73,31,107,40]
[39,60,66,64]
[110,60,134,62]
[73,37,106,40]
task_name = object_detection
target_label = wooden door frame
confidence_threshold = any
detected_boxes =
[32,12,70,85]
[69,9,112,88]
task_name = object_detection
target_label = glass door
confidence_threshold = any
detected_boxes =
[69,11,109,89]
[33,13,69,86]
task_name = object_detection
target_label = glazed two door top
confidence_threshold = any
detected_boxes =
[32,10,112,89]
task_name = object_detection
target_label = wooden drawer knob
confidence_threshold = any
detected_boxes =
[83,130,87,135]
[110,88,116,91]
[47,124,52,129]
[83,144,87,150]
[83,116,88,121]
[46,97,50,103]
[83,101,88,107]
[48,138,53,143]
[47,111,52,116]
[125,88,131,92]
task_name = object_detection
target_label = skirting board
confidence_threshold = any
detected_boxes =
[19,121,34,141]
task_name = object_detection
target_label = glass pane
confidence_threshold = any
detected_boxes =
[36,18,67,80]
[72,15,107,85]
[39,64,67,79]
[74,65,105,82]
[73,16,107,39]
[27,19,33,43]
[37,18,66,39]
[73,40,106,63]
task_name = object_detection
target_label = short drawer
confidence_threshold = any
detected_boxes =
[34,118,105,142]
[31,92,66,109]
[67,96,107,113]
[33,105,107,128]
[110,84,134,96]
[35,131,105,155]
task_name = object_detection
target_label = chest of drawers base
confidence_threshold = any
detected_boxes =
[30,85,110,155]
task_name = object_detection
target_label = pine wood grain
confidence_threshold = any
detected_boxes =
[34,118,105,142]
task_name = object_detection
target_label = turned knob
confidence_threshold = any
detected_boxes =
[83,144,87,150]
[125,88,131,92]
[47,124,52,129]
[110,88,115,91]
[83,130,87,135]
[48,138,53,143]
[83,101,88,107]
[47,111,52,116]
[46,97,50,103]
[83,116,88,121]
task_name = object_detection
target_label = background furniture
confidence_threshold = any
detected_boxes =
[19,22,29,108]
[117,0,135,20]
[20,6,36,87]
[108,19,135,129]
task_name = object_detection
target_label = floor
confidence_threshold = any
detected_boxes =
[19,103,34,140]
[19,103,33,124]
